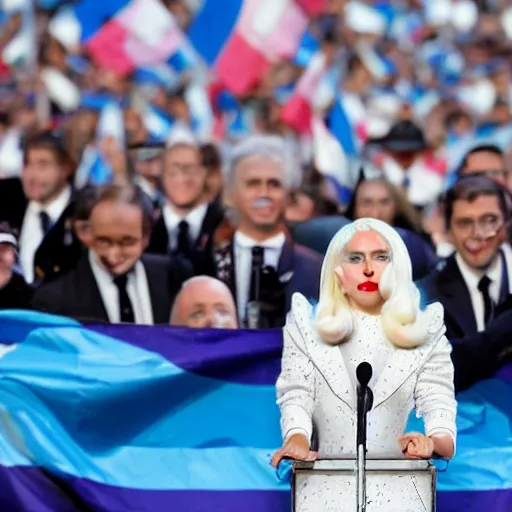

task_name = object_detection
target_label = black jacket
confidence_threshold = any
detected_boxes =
[0,272,33,309]
[30,253,193,324]
[212,232,323,328]
[146,202,224,275]
[451,296,512,392]
[0,178,82,284]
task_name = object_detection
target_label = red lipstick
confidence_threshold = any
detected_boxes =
[357,281,379,292]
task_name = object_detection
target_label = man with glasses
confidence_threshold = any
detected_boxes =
[418,176,512,339]
[146,133,224,274]
[31,184,192,324]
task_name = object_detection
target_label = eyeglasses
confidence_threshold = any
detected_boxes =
[461,169,509,181]
[94,237,141,250]
[165,163,204,179]
[452,214,504,238]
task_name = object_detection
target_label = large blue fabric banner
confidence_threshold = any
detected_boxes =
[0,311,511,511]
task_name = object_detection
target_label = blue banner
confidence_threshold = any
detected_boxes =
[0,311,511,511]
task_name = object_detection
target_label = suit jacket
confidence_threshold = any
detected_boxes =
[30,253,193,324]
[451,295,512,392]
[146,201,224,275]
[0,178,82,284]
[277,294,456,459]
[417,255,478,339]
[292,216,438,281]
[0,272,33,309]
[213,233,322,327]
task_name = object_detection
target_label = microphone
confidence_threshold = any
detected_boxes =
[356,362,372,389]
[356,362,374,448]
[355,362,373,512]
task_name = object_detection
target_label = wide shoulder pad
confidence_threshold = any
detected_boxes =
[425,301,445,337]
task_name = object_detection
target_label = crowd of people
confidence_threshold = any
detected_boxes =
[0,0,511,395]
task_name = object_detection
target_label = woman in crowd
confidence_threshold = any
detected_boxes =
[344,176,422,234]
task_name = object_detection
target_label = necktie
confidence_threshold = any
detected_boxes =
[177,220,191,256]
[246,246,264,328]
[478,275,495,327]
[39,211,52,236]
[249,246,264,302]
[113,274,135,323]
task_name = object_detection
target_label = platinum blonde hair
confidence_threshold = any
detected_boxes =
[315,218,429,349]
[227,135,299,190]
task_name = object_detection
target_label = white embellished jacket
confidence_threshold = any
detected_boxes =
[276,293,457,458]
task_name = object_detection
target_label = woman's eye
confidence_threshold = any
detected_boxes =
[375,254,390,261]
[345,254,363,263]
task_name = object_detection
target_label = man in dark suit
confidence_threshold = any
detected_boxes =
[451,303,512,392]
[213,135,322,329]
[418,176,511,339]
[0,133,82,285]
[31,184,193,324]
[292,215,438,281]
[145,134,224,274]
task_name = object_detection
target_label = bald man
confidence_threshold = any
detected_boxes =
[170,276,238,329]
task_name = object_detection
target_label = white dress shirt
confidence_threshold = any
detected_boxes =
[88,251,154,325]
[19,186,71,283]
[162,202,208,251]
[455,252,505,332]
[233,231,286,324]
[381,157,444,207]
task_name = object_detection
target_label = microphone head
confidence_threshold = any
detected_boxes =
[356,362,373,388]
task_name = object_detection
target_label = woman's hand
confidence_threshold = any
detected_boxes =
[271,434,318,468]
[398,432,435,459]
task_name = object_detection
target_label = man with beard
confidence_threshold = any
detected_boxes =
[213,135,322,329]
[418,176,512,339]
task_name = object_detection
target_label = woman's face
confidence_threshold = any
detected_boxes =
[335,231,390,315]
[354,181,396,225]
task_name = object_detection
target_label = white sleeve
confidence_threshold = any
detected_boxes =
[414,304,457,453]
[276,295,316,446]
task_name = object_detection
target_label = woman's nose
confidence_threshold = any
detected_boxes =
[363,261,374,278]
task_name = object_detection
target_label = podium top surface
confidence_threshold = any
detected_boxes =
[293,459,433,471]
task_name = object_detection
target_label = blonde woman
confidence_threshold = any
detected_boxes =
[272,218,456,470]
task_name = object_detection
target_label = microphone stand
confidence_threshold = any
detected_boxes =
[356,365,374,512]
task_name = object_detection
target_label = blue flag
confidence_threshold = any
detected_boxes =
[0,311,511,511]
[187,0,243,65]
[327,96,358,157]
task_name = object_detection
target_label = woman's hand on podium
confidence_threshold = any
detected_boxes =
[271,434,318,468]
[398,432,435,459]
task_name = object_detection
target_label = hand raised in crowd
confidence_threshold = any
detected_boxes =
[398,432,435,459]
[271,433,318,468]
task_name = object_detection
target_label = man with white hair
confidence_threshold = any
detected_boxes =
[170,276,238,329]
[146,128,224,274]
[213,135,322,329]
